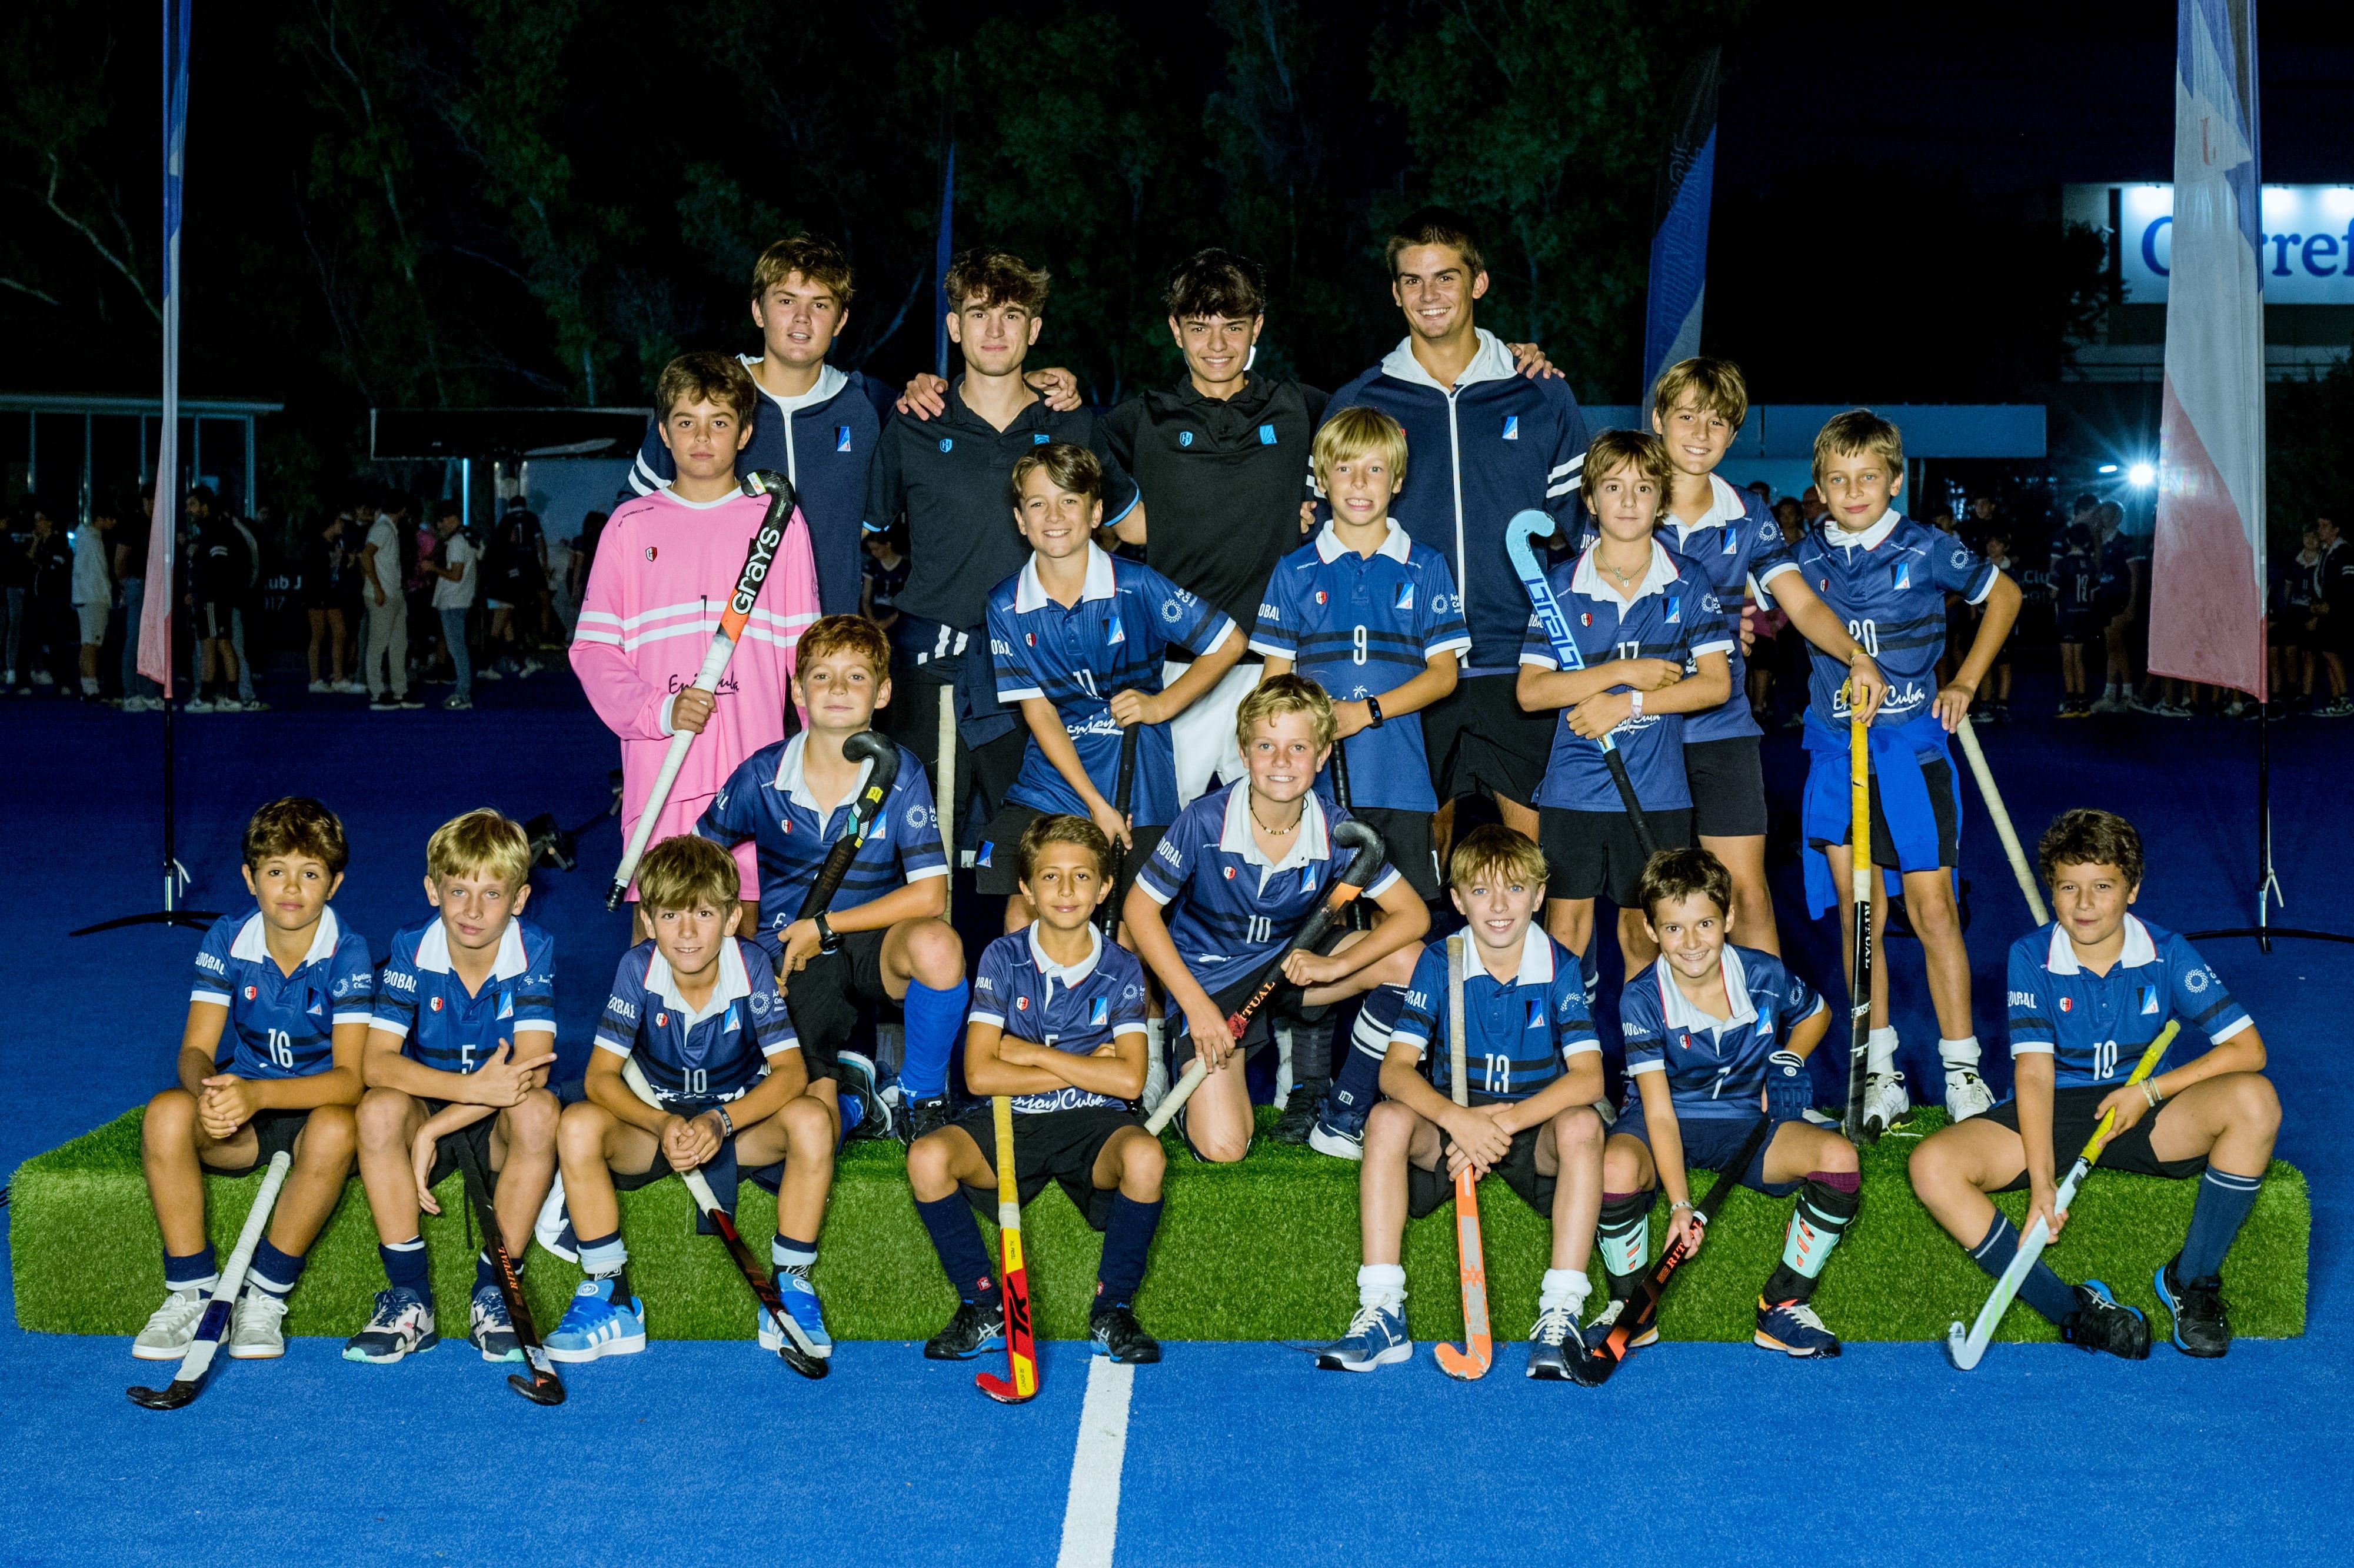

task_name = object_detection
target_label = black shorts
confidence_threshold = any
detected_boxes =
[955,1102,1142,1232]
[974,800,1166,901]
[1683,735,1768,840]
[1408,1123,1556,1219]
[2056,611,2098,645]
[1421,673,1554,809]
[1168,947,1338,1073]
[196,601,233,641]
[1540,806,1694,905]
[1806,756,1960,871]
[1614,1098,1796,1197]
[1984,1083,2209,1190]
[765,927,892,1082]
[419,1099,500,1190]
[1350,805,1440,901]
[208,1107,317,1177]
[888,668,1028,826]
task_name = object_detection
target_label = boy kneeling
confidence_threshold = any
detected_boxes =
[550,835,826,1362]
[1317,826,1606,1379]
[346,810,559,1364]
[906,815,1167,1364]
[1599,848,1858,1359]
[1910,810,2279,1358]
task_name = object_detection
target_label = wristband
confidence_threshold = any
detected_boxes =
[1365,695,1386,729]
[2142,1080,2163,1110]
[715,1104,735,1140]
[814,911,840,954]
[1669,1199,1694,1213]
[1628,689,1644,720]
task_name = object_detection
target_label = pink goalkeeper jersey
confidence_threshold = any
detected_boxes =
[572,487,822,898]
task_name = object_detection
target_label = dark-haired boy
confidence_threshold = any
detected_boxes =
[1600,848,1859,1359]
[1909,809,2279,1358]
[135,798,373,1362]
[905,814,1168,1364]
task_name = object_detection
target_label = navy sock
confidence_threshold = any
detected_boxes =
[900,979,970,1101]
[382,1238,429,1293]
[164,1244,218,1292]
[2179,1167,2263,1280]
[248,1239,305,1301]
[1095,1194,1163,1309]
[915,1194,997,1304]
[1968,1212,2078,1324]
[475,1249,515,1293]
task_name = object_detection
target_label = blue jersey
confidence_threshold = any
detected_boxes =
[592,937,799,1107]
[372,917,557,1076]
[988,544,1234,830]
[1790,511,1995,728]
[1389,929,1599,1105]
[1621,946,1826,1121]
[2005,916,2252,1091]
[189,908,376,1080]
[2052,551,2099,617]
[1133,783,1401,991]
[970,925,1151,1114]
[1518,539,1733,812]
[697,733,947,956]
[1659,475,1801,745]
[1250,521,1470,812]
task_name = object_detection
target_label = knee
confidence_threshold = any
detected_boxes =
[1601,1142,1645,1191]
[557,1102,611,1161]
[1190,1127,1250,1164]
[355,1088,410,1148]
[781,1094,836,1151]
[1363,1101,1414,1157]
[143,1087,197,1146]
[301,1105,358,1163]
[1553,1104,1604,1156]
[906,920,965,987]
[905,1134,952,1197]
[1124,1136,1166,1190]
[2230,1073,2281,1136]
[507,1090,561,1150]
[1814,1132,1859,1177]
[1907,881,1962,939]
[1907,1134,1954,1194]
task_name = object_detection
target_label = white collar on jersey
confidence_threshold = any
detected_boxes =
[2043,913,2157,976]
[1665,473,1750,551]
[229,905,345,968]
[408,916,530,981]
[1570,537,1680,607]
[644,937,753,1027]
[771,731,879,818]
[648,487,742,512]
[1378,327,1518,393]
[1824,508,1904,553]
[1025,921,1104,992]
[1650,946,1760,1036]
[738,354,847,417]
[1314,518,1413,565]
[1462,925,1557,987]
[1014,540,1117,614]
[1217,781,1333,873]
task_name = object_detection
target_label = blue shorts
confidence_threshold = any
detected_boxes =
[1613,1096,1798,1197]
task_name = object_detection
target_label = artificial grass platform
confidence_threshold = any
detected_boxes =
[11,1106,2307,1344]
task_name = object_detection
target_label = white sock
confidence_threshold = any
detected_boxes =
[1867,1026,1899,1075]
[1357,1263,1407,1311]
[1939,1036,1982,1071]
[80,677,99,695]
[1539,1267,1591,1318]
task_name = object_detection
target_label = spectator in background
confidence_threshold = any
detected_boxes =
[71,497,117,700]
[25,505,77,694]
[2089,500,2138,713]
[484,498,547,678]
[428,498,480,710]
[227,501,267,710]
[304,508,358,694]
[565,508,608,622]
[116,487,164,710]
[1799,484,1827,530]
[360,492,417,710]
[406,501,442,685]
[2052,522,2099,717]
[1976,524,2016,723]
[184,488,247,712]
[2312,512,2352,718]
[860,520,907,635]
[2270,523,2320,714]
[1,501,30,691]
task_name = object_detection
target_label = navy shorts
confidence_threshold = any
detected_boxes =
[1613,1096,1797,1197]
[1984,1083,2207,1190]
[955,1102,1143,1232]
[207,1108,317,1178]
[1683,735,1768,840]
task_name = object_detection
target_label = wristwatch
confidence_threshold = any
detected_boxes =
[814,911,841,954]
[1628,689,1645,720]
[1364,695,1386,729]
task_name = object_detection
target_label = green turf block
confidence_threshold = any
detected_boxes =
[10,1107,2307,1344]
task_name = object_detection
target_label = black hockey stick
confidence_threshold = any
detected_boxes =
[1328,738,1370,933]
[795,730,902,933]
[1099,725,1140,943]
[129,1151,292,1409]
[450,1126,565,1404]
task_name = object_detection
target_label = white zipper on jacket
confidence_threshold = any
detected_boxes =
[1446,384,1466,617]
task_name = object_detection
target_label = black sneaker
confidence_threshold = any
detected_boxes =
[837,1051,890,1141]
[904,1095,953,1144]
[1090,1301,1161,1364]
[2154,1256,2232,1358]
[1271,1078,1328,1145]
[2061,1279,2151,1359]
[923,1296,1004,1360]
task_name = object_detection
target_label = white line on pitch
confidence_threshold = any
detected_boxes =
[1056,1356,1136,1568]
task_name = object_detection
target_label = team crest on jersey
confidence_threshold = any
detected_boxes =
[1526,998,1545,1029]
[429,997,444,1012]
[1580,612,1592,627]
[1258,424,1278,445]
[244,984,258,1001]
[2059,997,2073,1013]
[836,425,853,453]
[1090,996,1110,1027]
[1108,617,1126,647]
[1015,996,1030,1011]
[1315,590,1328,605]
[1724,531,1739,553]
[1025,632,1036,646]
[1394,582,1414,611]
[1502,415,1520,441]
[498,995,514,1020]
[1894,562,1912,591]
[938,438,954,453]
[645,547,657,561]
[1179,431,1194,448]
[654,1011,669,1027]
[977,843,994,867]
[1033,433,1050,445]
[1223,866,1237,880]
[1665,596,1681,624]
[2139,986,2161,1016]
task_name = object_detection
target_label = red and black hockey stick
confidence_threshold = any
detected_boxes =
[129,1151,292,1409]
[1098,725,1140,944]
[451,1126,565,1404]
[975,1094,1038,1403]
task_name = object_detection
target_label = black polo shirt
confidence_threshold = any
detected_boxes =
[865,381,1138,634]
[1098,372,1327,638]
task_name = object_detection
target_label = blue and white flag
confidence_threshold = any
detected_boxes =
[933,142,955,380]
[1640,48,1720,400]
[139,0,192,688]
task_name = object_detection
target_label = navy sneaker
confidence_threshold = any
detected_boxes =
[1316,1303,1411,1372]
[344,1287,439,1364]
[924,1297,1004,1360]
[2153,1256,2231,1358]
[1525,1301,1584,1380]
[2062,1279,2150,1360]
[469,1283,521,1363]
[1754,1296,1841,1358]
[1307,1094,1370,1160]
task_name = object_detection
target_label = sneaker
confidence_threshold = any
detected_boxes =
[1863,1070,1910,1138]
[309,680,330,693]
[1314,1302,1411,1372]
[443,694,474,710]
[837,1051,888,1143]
[2157,703,2192,719]
[518,658,544,678]
[369,697,399,712]
[1754,1296,1841,1358]
[239,698,271,712]
[333,679,365,694]
[475,666,505,682]
[185,697,216,713]
[1580,1294,1660,1352]
[29,668,52,686]
[2056,700,2084,718]
[344,1286,440,1363]
[397,695,424,710]
[534,1176,578,1262]
[758,1270,834,1359]
[2224,700,2248,719]
[2128,695,2168,716]
[1524,1301,1584,1380]
[2320,699,2354,718]
[904,1094,953,1144]
[1944,1067,1996,1121]
[1271,1078,1327,1145]
[132,1287,212,1360]
[2153,1256,2232,1357]
[545,1276,647,1363]
[924,1296,1004,1360]
[2062,1279,2151,1359]
[1307,1099,1369,1161]
[2089,693,2129,714]
[226,1289,289,1359]
[1090,1301,1161,1364]
[469,1283,521,1363]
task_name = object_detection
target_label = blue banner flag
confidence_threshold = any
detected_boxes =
[1640,48,1721,402]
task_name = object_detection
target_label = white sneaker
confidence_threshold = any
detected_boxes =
[1945,1067,1996,1121]
[226,1289,289,1359]
[132,1287,212,1360]
[308,680,330,693]
[1863,1070,1910,1137]
[2089,693,2127,714]
[334,680,364,694]
[185,697,215,713]
[29,669,52,686]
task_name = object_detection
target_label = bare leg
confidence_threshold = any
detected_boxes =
[1359,1101,1440,1266]
[1699,831,1780,956]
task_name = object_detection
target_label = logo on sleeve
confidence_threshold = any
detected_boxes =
[2008,990,2037,1009]
[836,425,853,453]
[2183,967,2212,993]
[1258,424,1277,445]
[332,977,350,997]
[1090,996,1110,1027]
[1156,839,1183,868]
[907,803,931,830]
[1393,582,1414,611]
[1701,591,1721,614]
[749,990,771,1016]
[1953,547,1970,570]
[1502,415,1520,441]
[1161,600,1183,622]
[1180,431,1194,448]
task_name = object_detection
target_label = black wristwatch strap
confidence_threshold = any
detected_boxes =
[1365,695,1386,728]
[814,911,841,953]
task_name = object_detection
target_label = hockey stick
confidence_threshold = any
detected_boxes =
[1503,508,1657,858]
[1142,819,1386,1137]
[1327,738,1370,932]
[1845,692,1875,1141]
[1433,933,1493,1380]
[450,1127,565,1405]
[606,470,800,909]
[1567,1114,1772,1387]
[1953,715,2049,926]
[975,1095,1040,1403]
[128,1150,292,1409]
[936,685,958,925]
[1099,725,1140,943]
[617,1056,827,1379]
[797,730,902,933]
[1947,1021,2176,1370]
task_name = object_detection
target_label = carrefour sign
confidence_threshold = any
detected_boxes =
[2067,184,2354,305]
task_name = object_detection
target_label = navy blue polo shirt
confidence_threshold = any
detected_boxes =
[1388,929,1599,1105]
[372,916,557,1076]
[1621,946,1825,1121]
[189,908,377,1080]
[1790,510,1995,728]
[969,924,1150,1113]
[2006,916,2252,1092]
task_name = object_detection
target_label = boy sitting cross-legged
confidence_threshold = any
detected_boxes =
[548,835,822,1363]
[696,612,963,1140]
[1909,810,2280,1359]
[136,797,375,1363]
[344,810,559,1365]
[1316,825,1606,1379]
[1596,848,1859,1360]
[906,814,1168,1365]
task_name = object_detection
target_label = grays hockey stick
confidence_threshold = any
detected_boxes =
[128,1151,292,1409]
[1503,507,1658,857]
[450,1127,565,1404]
[1100,725,1141,943]
[1846,698,1874,1141]
[1948,1023,2176,1370]
[607,470,800,908]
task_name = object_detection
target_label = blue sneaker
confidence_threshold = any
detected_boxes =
[1315,1303,1411,1371]
[343,1286,438,1363]
[469,1283,521,1363]
[1754,1296,1841,1358]
[1307,1095,1369,1161]
[1581,1295,1659,1352]
[757,1270,833,1359]
[546,1276,647,1363]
